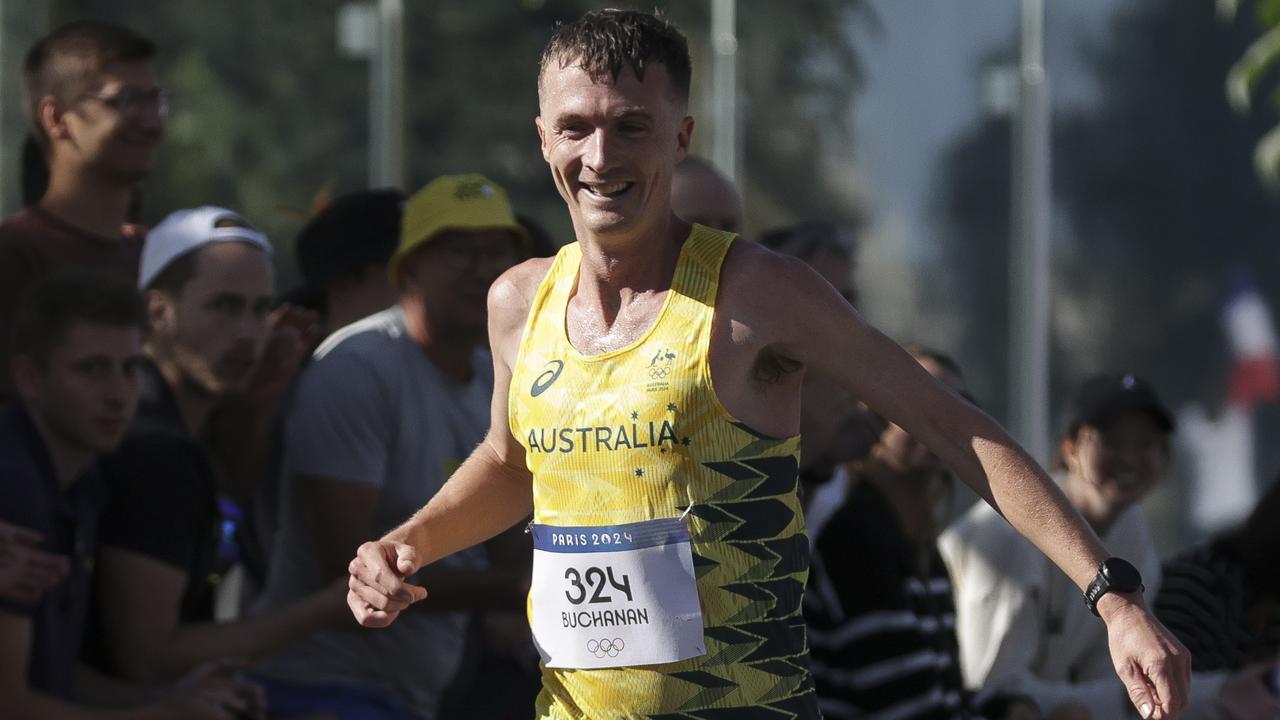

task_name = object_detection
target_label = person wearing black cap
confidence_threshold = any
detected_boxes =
[292,189,403,339]
[941,374,1272,718]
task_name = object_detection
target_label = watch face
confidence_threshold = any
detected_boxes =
[1103,558,1143,593]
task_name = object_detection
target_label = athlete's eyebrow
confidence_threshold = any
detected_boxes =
[552,107,654,129]
[552,112,591,130]
[609,106,652,120]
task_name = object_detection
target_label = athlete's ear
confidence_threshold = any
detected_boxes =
[535,116,550,162]
[674,116,694,164]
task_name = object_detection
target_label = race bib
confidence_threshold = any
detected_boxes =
[529,516,706,669]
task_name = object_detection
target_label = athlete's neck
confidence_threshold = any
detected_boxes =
[572,214,691,326]
[39,159,136,239]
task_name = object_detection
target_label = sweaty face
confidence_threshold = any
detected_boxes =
[62,61,165,183]
[536,61,693,241]
[876,357,967,474]
[154,243,274,397]
[1064,411,1169,513]
[26,322,144,455]
[400,230,521,340]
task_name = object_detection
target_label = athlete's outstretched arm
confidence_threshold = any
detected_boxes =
[736,247,1190,720]
[347,260,548,628]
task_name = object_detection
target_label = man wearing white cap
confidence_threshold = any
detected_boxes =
[85,207,346,691]
[251,175,530,719]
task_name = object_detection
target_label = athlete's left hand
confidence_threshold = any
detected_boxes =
[1100,592,1190,719]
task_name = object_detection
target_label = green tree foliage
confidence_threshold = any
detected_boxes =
[1222,0,1280,185]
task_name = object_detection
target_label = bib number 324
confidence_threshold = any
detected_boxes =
[529,517,706,669]
[564,565,632,605]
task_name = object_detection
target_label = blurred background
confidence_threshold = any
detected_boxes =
[2,0,1279,554]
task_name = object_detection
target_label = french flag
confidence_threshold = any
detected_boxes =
[1223,269,1279,408]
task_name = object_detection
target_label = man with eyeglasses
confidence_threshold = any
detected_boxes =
[0,21,166,402]
[250,175,532,719]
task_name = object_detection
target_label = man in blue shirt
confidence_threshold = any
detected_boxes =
[0,270,256,719]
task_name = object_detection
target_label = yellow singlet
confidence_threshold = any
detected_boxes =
[510,226,818,718]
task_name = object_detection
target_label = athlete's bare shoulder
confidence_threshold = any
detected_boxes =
[717,238,832,334]
[713,235,863,387]
[488,255,558,361]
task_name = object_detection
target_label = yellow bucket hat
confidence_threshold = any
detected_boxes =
[389,173,530,284]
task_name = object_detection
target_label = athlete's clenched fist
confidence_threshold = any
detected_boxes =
[346,540,428,627]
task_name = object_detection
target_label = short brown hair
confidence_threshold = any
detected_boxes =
[12,270,146,369]
[22,21,156,149]
[539,9,691,102]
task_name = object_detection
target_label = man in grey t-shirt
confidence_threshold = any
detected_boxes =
[252,174,531,720]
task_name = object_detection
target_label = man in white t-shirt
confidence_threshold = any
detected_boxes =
[941,373,1276,719]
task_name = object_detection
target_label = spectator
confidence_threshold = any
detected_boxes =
[1155,475,1280,672]
[941,373,1270,718]
[670,154,743,235]
[0,270,255,719]
[292,189,403,338]
[0,22,165,399]
[234,190,403,593]
[85,208,345,688]
[517,213,560,259]
[252,174,530,720]
[805,346,1032,719]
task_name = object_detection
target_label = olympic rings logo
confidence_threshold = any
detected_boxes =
[648,366,671,379]
[586,638,625,658]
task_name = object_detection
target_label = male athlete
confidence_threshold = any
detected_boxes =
[348,10,1189,719]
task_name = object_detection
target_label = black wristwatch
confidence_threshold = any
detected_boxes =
[1083,557,1144,617]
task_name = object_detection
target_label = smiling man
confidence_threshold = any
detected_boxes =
[0,21,165,400]
[347,10,1190,719]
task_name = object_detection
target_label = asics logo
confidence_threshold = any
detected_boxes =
[531,360,564,397]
